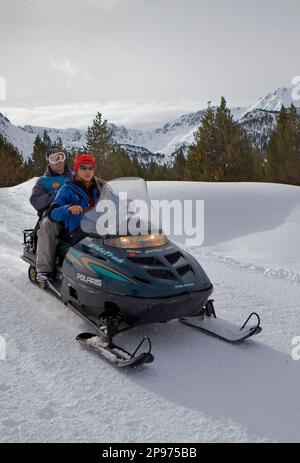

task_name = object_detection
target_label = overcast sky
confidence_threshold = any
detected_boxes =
[0,0,299,129]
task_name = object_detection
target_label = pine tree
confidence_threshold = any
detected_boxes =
[86,112,116,178]
[31,134,47,176]
[55,136,63,151]
[131,155,142,177]
[43,130,52,153]
[186,98,261,182]
[186,105,217,180]
[286,104,300,184]
[23,157,35,181]
[173,147,186,180]
[0,134,25,187]
[63,146,76,170]
[106,147,133,180]
[267,104,300,185]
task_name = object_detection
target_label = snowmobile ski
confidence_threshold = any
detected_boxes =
[180,302,261,342]
[27,265,154,367]
[76,332,154,368]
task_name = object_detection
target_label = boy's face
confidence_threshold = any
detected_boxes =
[77,165,95,182]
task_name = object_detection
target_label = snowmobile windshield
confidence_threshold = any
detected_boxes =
[80,177,167,247]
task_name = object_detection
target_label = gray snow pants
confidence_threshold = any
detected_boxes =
[36,217,62,273]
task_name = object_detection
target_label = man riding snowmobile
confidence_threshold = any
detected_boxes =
[30,147,73,217]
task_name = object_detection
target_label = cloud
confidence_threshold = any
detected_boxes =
[0,99,204,130]
[49,57,80,86]
[27,0,130,14]
[85,0,125,11]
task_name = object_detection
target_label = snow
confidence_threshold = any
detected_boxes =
[148,181,300,275]
[250,87,299,112]
[0,179,300,442]
[0,113,36,160]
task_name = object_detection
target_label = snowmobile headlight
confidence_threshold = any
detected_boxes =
[104,234,168,249]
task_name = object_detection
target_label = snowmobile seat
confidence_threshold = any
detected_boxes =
[58,227,87,246]
[23,216,87,271]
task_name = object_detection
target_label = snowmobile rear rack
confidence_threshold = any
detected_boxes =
[23,228,35,247]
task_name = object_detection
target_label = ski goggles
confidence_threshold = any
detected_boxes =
[48,152,66,164]
[78,165,94,171]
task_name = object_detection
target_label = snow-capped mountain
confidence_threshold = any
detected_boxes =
[249,86,297,112]
[22,124,86,149]
[0,113,36,159]
[239,86,300,150]
[111,110,207,157]
[1,86,299,162]
[240,109,277,151]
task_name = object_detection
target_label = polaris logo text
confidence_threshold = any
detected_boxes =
[77,273,102,287]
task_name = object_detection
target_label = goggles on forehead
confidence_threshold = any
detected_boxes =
[48,152,66,164]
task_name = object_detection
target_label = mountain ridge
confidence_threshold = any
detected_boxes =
[1,86,299,162]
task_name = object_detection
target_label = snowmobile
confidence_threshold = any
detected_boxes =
[21,177,262,368]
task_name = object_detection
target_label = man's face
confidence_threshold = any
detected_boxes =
[49,152,65,174]
[76,165,95,182]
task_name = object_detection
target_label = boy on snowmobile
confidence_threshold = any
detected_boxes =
[30,147,73,217]
[36,153,99,283]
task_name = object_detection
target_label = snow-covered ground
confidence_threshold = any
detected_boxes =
[0,180,300,443]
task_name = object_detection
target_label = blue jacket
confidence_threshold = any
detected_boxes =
[30,165,73,216]
[50,178,99,232]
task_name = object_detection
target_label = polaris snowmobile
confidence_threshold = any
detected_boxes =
[21,177,262,368]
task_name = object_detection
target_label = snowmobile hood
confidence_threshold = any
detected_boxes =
[65,236,213,299]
